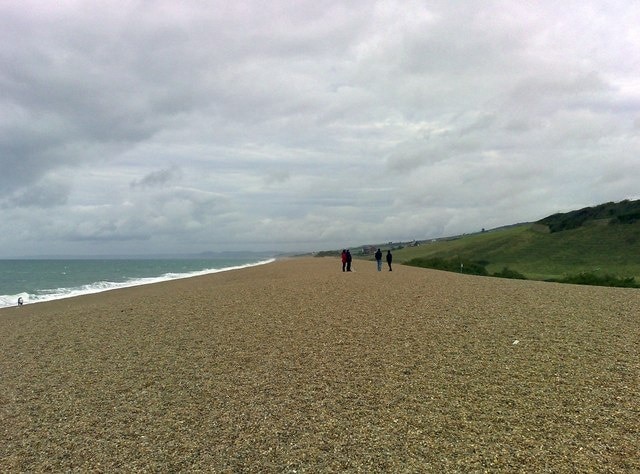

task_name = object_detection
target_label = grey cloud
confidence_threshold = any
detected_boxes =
[504,72,612,116]
[0,1,638,256]
[131,166,183,188]
[264,170,291,185]
[386,151,431,174]
[68,228,151,242]
[54,187,228,246]
[3,177,70,209]
[0,112,77,194]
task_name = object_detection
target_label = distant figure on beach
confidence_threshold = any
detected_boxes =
[375,248,382,271]
[346,250,353,272]
[386,250,393,271]
[17,296,23,306]
[341,249,347,272]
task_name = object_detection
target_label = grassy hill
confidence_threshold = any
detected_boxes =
[389,199,640,284]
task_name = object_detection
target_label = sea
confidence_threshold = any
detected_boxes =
[0,256,275,309]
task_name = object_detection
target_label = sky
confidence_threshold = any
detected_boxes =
[1,0,639,257]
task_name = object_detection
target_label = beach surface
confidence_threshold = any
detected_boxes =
[1,257,638,472]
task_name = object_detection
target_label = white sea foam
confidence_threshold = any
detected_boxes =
[0,258,275,309]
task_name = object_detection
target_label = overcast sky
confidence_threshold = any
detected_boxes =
[1,1,639,256]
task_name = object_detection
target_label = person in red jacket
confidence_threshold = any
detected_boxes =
[341,249,347,272]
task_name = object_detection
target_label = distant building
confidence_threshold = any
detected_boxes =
[361,245,376,255]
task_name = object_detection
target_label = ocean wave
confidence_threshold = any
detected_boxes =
[0,258,275,309]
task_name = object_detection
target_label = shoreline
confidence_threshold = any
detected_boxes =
[2,257,638,471]
[0,257,277,311]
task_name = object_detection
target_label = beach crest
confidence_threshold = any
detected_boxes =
[1,257,638,471]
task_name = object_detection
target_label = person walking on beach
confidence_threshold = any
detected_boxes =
[386,250,393,271]
[375,248,383,271]
[346,249,353,272]
[341,249,347,272]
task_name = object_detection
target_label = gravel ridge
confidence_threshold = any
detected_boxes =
[1,257,638,472]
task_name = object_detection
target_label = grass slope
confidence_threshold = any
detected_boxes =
[394,221,640,281]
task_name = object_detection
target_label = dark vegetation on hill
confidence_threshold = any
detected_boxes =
[538,199,640,232]
[320,199,640,288]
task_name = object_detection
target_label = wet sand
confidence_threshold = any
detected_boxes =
[1,257,638,472]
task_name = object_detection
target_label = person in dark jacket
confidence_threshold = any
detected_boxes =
[346,249,353,272]
[375,248,382,271]
[341,249,347,272]
[386,250,392,271]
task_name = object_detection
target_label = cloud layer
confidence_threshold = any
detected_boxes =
[1,1,639,256]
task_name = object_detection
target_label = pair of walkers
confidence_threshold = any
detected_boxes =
[341,249,353,272]
[375,248,392,272]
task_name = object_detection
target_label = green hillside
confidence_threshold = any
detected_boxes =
[392,199,640,283]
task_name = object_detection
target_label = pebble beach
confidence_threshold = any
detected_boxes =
[1,257,638,472]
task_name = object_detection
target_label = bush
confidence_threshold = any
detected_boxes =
[407,258,638,289]
[553,272,639,288]
[314,250,340,257]
[492,267,527,280]
[611,211,640,225]
[406,257,489,276]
